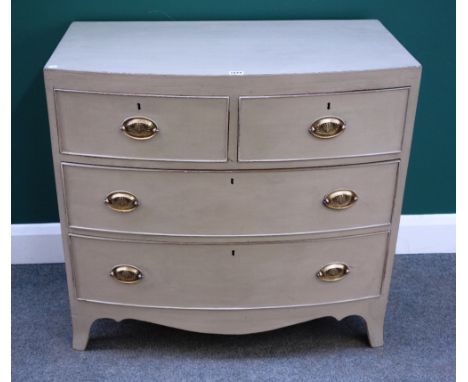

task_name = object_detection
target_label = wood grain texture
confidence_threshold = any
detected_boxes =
[55,90,229,162]
[45,20,420,76]
[44,20,421,350]
[62,161,398,237]
[69,297,388,350]
[69,232,388,308]
[238,88,408,162]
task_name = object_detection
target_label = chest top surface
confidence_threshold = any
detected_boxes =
[45,20,420,76]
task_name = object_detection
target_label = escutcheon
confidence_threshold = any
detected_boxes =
[309,117,346,139]
[110,265,143,284]
[121,117,158,140]
[317,263,350,282]
[323,190,358,210]
[104,191,139,212]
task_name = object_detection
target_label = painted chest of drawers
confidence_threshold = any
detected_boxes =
[44,20,421,350]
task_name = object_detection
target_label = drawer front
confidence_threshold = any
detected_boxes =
[70,232,388,308]
[54,90,229,162]
[238,88,408,162]
[63,162,398,236]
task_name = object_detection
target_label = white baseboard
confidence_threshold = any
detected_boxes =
[395,214,455,255]
[11,223,63,264]
[11,214,456,264]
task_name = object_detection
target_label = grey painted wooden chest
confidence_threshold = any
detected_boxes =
[44,20,421,350]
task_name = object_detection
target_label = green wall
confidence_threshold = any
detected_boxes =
[12,0,455,223]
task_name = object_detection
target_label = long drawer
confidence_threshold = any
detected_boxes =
[238,88,408,162]
[70,232,388,308]
[62,161,398,236]
[54,90,229,162]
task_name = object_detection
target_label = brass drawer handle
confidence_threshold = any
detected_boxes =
[121,117,158,140]
[104,191,139,212]
[317,263,350,282]
[309,117,345,139]
[323,190,358,210]
[110,265,143,284]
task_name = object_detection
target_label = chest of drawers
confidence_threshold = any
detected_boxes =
[44,20,421,350]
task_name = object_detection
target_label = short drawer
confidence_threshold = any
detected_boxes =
[238,88,408,162]
[54,90,229,162]
[70,232,388,308]
[62,161,398,236]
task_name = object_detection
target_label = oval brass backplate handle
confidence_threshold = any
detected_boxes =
[317,263,350,282]
[323,190,358,210]
[309,117,346,139]
[110,265,143,284]
[121,117,158,140]
[104,191,139,212]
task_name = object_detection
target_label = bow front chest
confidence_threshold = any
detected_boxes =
[44,20,421,350]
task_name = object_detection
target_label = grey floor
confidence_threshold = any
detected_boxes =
[12,253,455,382]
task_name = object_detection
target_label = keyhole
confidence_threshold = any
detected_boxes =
[231,250,236,256]
[137,103,141,110]
[327,102,331,110]
[231,178,234,185]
